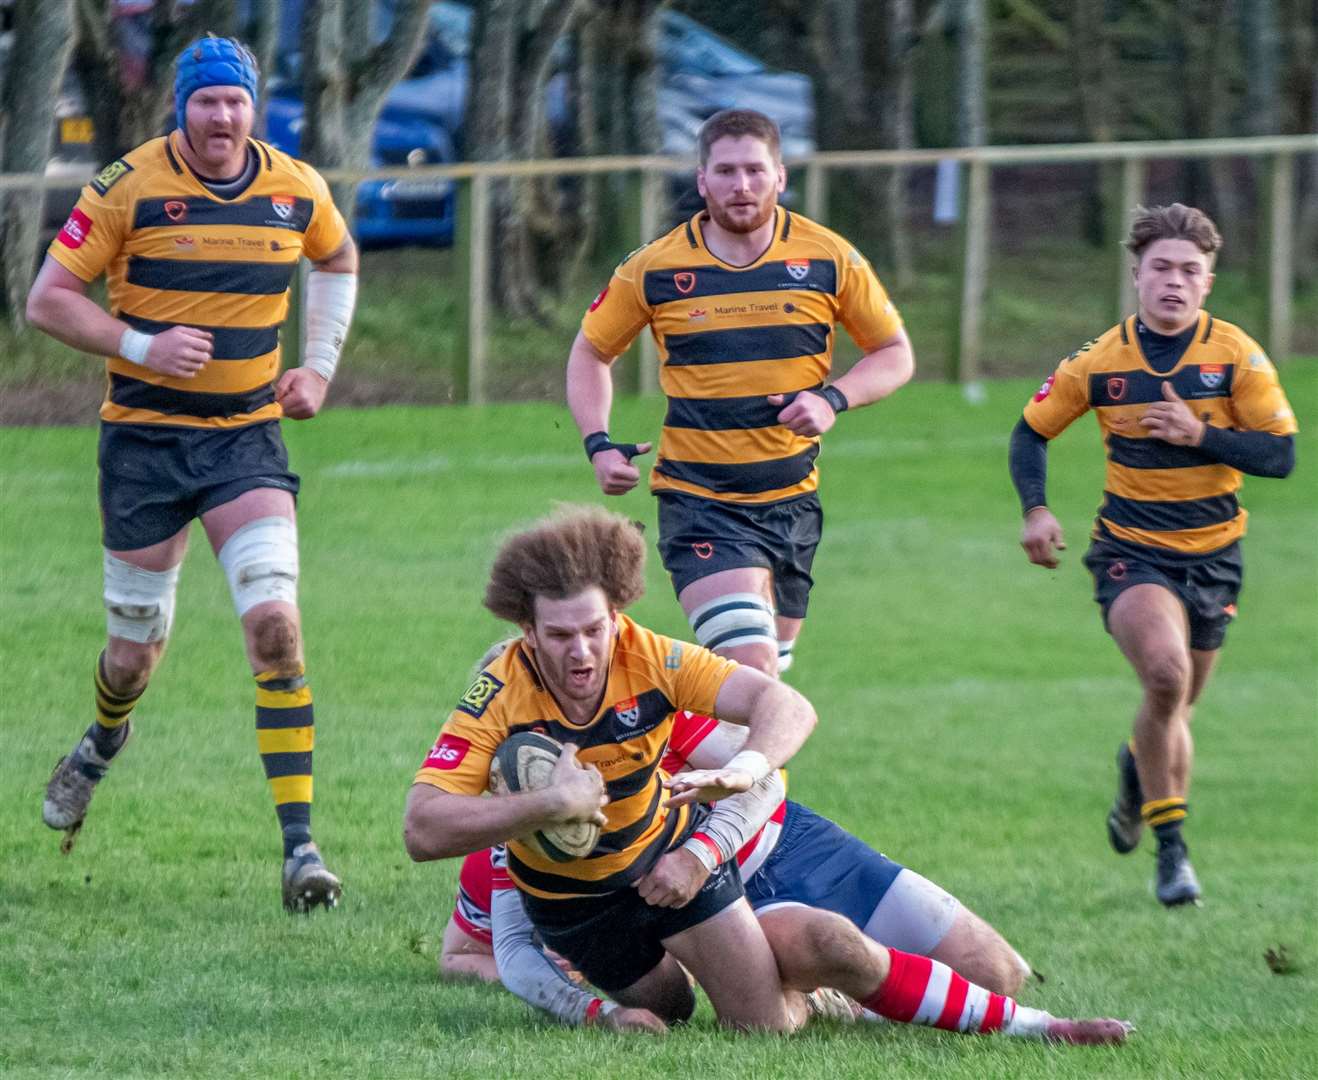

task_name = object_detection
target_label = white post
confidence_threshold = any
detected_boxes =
[1117,157,1144,319]
[638,169,665,395]
[958,157,989,398]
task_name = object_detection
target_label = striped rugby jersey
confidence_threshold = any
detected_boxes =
[1023,312,1298,558]
[413,615,736,900]
[48,131,348,429]
[581,208,903,505]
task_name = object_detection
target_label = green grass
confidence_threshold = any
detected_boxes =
[1,364,1315,1077]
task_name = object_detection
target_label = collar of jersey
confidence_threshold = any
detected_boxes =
[168,130,260,203]
[1127,310,1209,374]
[691,206,782,270]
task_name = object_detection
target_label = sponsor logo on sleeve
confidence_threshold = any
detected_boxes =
[57,208,93,249]
[664,644,684,670]
[588,286,609,312]
[90,159,132,195]
[457,672,505,718]
[1032,374,1056,403]
[423,733,472,771]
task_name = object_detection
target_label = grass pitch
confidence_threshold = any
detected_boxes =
[2,366,1315,1078]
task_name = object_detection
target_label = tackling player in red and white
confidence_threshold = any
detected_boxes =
[434,707,1131,1044]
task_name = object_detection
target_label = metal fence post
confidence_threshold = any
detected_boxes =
[1268,151,1295,362]
[468,171,491,405]
[1117,157,1144,319]
[638,168,664,395]
[956,157,990,395]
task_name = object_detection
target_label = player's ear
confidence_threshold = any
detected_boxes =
[775,162,786,193]
[521,622,537,651]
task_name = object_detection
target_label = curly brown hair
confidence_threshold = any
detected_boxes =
[484,506,647,625]
[698,108,781,165]
[1125,203,1223,263]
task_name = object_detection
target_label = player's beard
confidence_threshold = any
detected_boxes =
[706,191,776,234]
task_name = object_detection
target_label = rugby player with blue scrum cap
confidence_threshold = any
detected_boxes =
[27,35,359,912]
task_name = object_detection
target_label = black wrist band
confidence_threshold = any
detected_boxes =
[584,431,611,460]
[816,385,849,414]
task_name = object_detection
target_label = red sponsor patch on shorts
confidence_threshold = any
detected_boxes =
[588,286,609,312]
[57,208,93,249]
[1032,374,1055,402]
[423,733,471,771]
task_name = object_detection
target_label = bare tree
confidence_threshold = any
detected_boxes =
[466,0,601,317]
[297,0,431,224]
[1,0,77,327]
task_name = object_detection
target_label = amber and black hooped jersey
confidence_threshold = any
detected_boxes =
[581,208,903,505]
[413,615,737,900]
[48,131,348,429]
[1023,312,1298,558]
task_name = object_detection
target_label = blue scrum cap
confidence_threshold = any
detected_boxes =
[174,36,259,132]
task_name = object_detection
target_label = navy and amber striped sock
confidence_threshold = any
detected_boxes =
[1142,797,1188,848]
[255,667,314,858]
[86,651,140,762]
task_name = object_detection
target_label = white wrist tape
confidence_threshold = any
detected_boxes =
[302,270,357,382]
[724,750,771,784]
[119,328,153,366]
[681,835,722,873]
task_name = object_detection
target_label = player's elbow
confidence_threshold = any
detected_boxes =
[1274,438,1296,479]
[24,283,57,333]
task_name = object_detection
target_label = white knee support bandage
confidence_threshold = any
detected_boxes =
[218,516,300,617]
[104,552,181,644]
[689,592,777,652]
[776,637,797,673]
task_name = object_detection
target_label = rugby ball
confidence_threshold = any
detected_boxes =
[488,731,601,863]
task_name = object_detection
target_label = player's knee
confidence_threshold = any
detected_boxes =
[219,515,300,618]
[102,641,161,696]
[660,982,696,1025]
[688,592,777,666]
[979,942,1029,997]
[1142,651,1191,707]
[249,609,301,673]
[104,552,180,647]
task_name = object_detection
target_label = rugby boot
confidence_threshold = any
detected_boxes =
[805,987,864,1022]
[1155,838,1202,907]
[1105,742,1144,854]
[1043,1017,1134,1045]
[43,722,132,854]
[282,842,342,913]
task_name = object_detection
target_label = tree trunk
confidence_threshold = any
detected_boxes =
[298,0,431,225]
[1,0,77,328]
[882,0,915,289]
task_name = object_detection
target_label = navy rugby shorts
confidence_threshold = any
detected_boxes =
[656,491,822,619]
[743,800,905,927]
[98,421,299,551]
[1083,539,1243,652]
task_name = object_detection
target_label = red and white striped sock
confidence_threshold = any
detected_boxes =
[860,949,1049,1037]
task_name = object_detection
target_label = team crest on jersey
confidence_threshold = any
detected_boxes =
[457,672,504,718]
[271,195,295,220]
[613,696,640,728]
[785,258,810,281]
[674,271,696,295]
[1106,377,1127,401]
[164,200,188,223]
[90,159,133,195]
[1199,363,1225,389]
[1032,374,1055,403]
[692,542,714,560]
